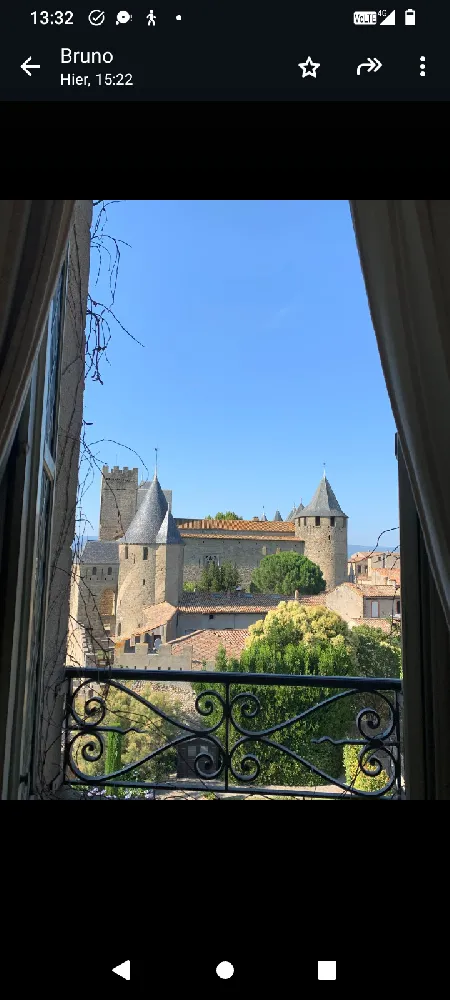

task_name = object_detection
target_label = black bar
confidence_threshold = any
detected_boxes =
[65,666,402,690]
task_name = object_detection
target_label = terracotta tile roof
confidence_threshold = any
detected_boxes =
[348,551,372,562]
[177,593,284,614]
[177,593,326,614]
[114,601,177,644]
[348,618,400,634]
[169,629,249,664]
[177,519,296,533]
[178,533,304,541]
[357,584,400,598]
[371,567,401,583]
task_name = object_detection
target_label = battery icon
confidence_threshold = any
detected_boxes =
[353,11,377,24]
[405,8,415,24]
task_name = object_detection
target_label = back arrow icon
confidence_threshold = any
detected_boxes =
[21,57,41,76]
[357,57,382,75]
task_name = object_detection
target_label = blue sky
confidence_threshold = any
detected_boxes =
[81,200,399,550]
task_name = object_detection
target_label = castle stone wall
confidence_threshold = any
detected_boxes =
[99,465,138,540]
[99,470,172,540]
[295,515,347,591]
[182,537,304,588]
[71,561,119,642]
[155,543,184,606]
[116,542,157,637]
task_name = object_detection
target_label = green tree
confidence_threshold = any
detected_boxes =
[183,580,196,592]
[196,603,398,794]
[343,744,390,794]
[206,511,243,521]
[105,726,123,796]
[251,551,326,596]
[349,624,402,679]
[247,601,351,652]
[215,644,228,671]
[72,683,181,787]
[198,560,241,592]
[192,604,355,788]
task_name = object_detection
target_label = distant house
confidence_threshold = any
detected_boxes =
[168,628,249,668]
[348,550,400,583]
[325,581,400,623]
[176,591,323,636]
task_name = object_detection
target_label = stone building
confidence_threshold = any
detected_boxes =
[68,540,119,662]
[113,593,326,669]
[348,549,400,583]
[0,198,93,798]
[293,475,348,592]
[70,468,349,661]
[324,581,401,623]
[178,518,305,588]
[115,473,184,638]
[99,463,171,541]
[71,471,184,656]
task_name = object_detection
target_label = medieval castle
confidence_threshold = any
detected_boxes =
[70,465,348,659]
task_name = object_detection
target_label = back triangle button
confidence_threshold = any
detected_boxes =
[113,960,130,980]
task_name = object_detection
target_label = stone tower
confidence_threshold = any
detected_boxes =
[138,482,172,513]
[115,472,168,637]
[294,475,347,591]
[155,510,184,606]
[99,465,138,541]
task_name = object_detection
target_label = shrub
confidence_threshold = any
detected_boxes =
[343,743,390,794]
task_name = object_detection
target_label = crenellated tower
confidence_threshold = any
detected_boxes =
[99,465,138,541]
[115,471,168,637]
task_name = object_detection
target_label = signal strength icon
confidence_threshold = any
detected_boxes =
[380,9,395,24]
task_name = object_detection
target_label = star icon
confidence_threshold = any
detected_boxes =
[298,56,320,78]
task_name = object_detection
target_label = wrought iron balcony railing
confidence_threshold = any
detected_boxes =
[64,667,403,799]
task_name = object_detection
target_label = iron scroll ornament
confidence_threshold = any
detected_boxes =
[66,680,226,784]
[65,675,401,797]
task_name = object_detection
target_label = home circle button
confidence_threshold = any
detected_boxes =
[216,962,234,979]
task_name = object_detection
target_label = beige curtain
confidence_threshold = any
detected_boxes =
[0,200,75,467]
[350,200,450,632]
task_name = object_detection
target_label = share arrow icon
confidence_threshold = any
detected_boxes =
[356,57,382,75]
[112,960,130,980]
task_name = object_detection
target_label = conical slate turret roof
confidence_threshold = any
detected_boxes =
[301,477,346,518]
[273,510,283,521]
[119,472,168,543]
[286,504,298,522]
[293,502,304,518]
[155,510,184,545]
